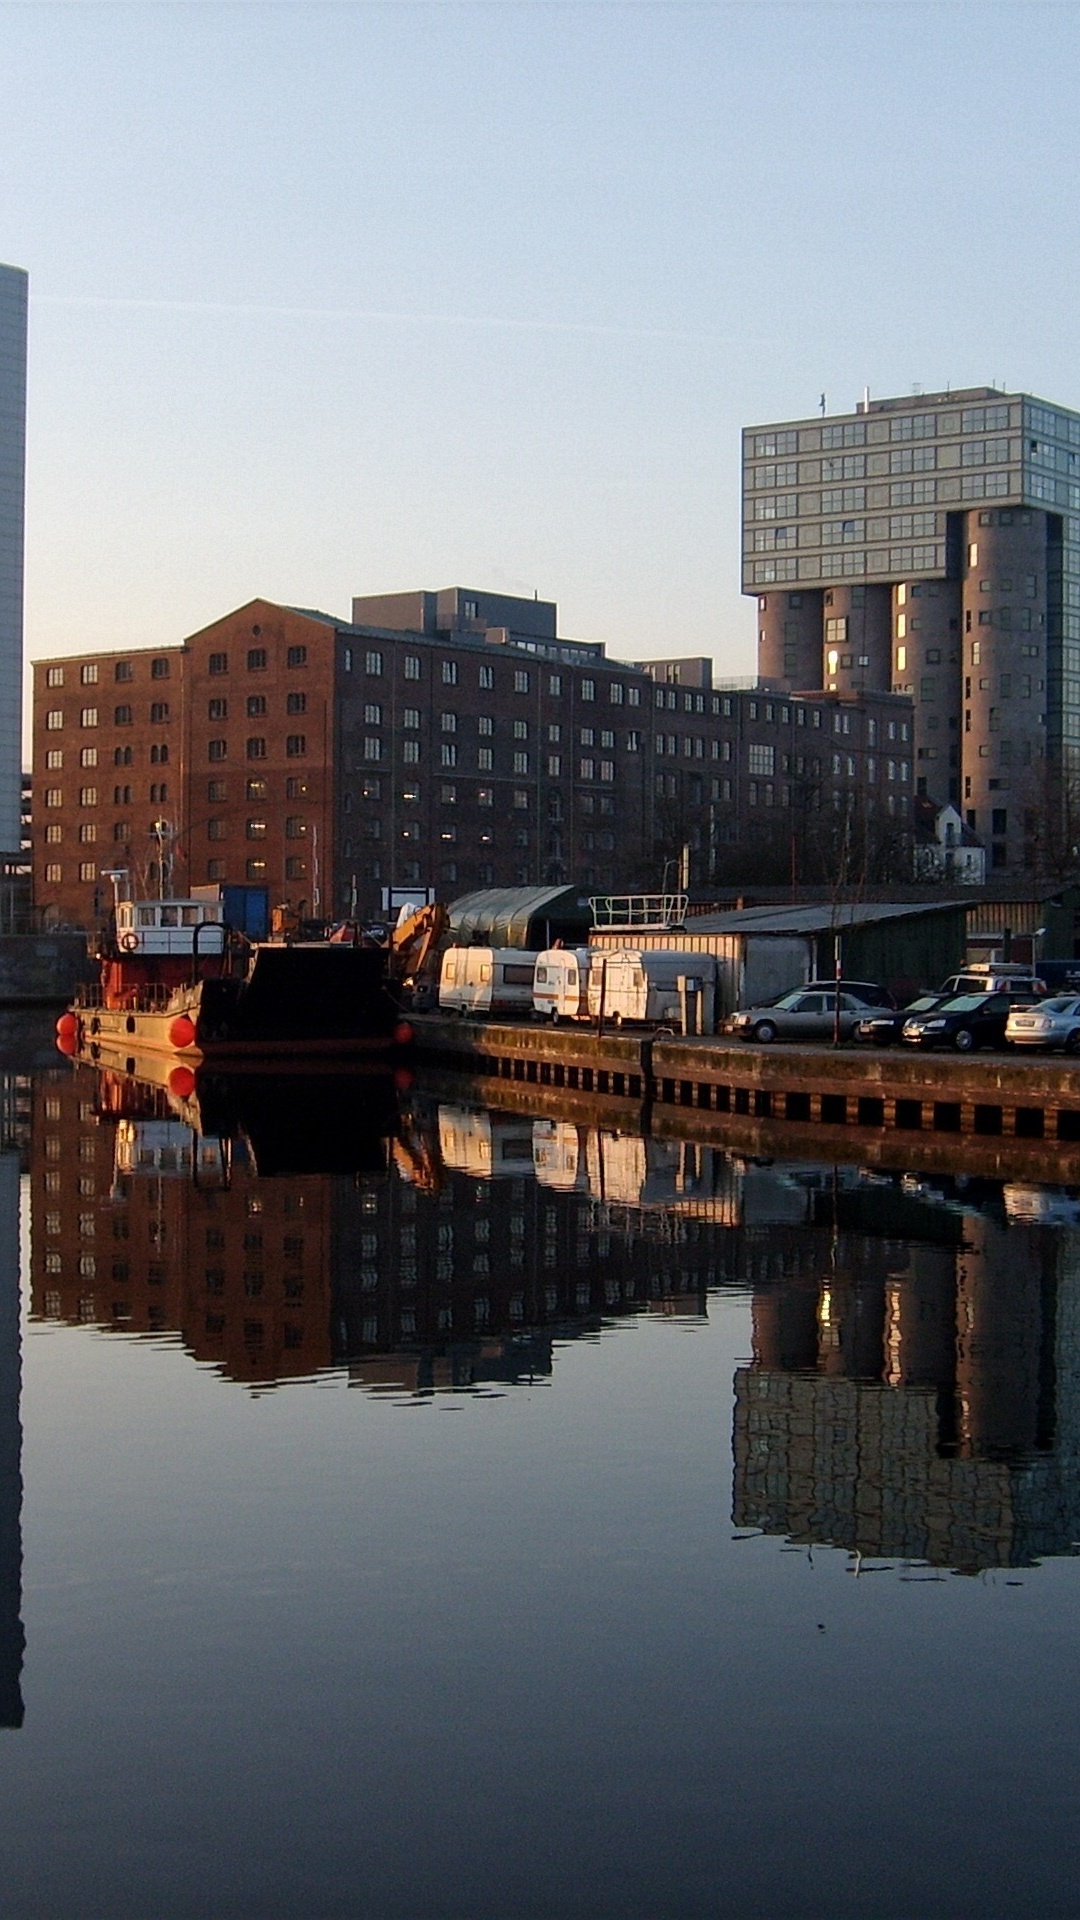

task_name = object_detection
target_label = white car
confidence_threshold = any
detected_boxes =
[1005,995,1080,1053]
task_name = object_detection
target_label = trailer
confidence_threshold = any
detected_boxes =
[585,948,717,1031]
[437,946,539,1017]
[532,948,593,1021]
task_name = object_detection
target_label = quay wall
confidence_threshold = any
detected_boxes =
[413,1016,1080,1153]
[0,935,91,1005]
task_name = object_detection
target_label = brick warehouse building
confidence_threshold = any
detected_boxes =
[31,588,913,926]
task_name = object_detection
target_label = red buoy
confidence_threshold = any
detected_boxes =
[55,1025,78,1056]
[168,1065,196,1100]
[169,1014,197,1050]
[393,1066,416,1093]
[393,1020,415,1048]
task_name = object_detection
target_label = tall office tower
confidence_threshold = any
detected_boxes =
[744,387,1080,874]
[0,267,27,860]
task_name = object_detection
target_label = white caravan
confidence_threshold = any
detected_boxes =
[532,947,593,1021]
[585,949,718,1031]
[438,946,539,1017]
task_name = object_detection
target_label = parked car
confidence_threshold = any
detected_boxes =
[1005,995,1080,1052]
[854,994,951,1046]
[937,965,1046,997]
[730,987,881,1043]
[901,990,1042,1052]
[801,979,896,1008]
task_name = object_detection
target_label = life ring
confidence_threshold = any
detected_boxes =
[119,931,139,953]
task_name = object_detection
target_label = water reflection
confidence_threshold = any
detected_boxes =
[26,1059,1080,1576]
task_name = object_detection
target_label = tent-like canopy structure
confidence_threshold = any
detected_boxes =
[446,885,592,951]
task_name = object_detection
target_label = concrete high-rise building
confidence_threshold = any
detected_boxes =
[0,267,27,861]
[744,386,1080,873]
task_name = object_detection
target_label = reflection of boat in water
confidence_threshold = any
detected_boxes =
[79,1052,400,1178]
[58,895,408,1063]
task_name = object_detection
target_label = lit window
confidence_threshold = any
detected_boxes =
[479,664,494,690]
[80,708,98,728]
[79,862,96,882]
[46,666,64,687]
[404,655,420,681]
[81,662,98,685]
[46,711,63,731]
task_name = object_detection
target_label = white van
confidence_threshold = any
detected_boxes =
[532,948,593,1021]
[586,948,717,1031]
[438,946,539,1017]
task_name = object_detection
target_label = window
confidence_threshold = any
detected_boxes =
[479,664,494,690]
[245,860,267,880]
[80,708,98,728]
[748,743,775,775]
[513,751,529,774]
[206,859,224,880]
[477,747,493,771]
[580,678,595,701]
[478,787,493,807]
[246,694,266,717]
[208,698,227,720]
[246,737,266,760]
[79,862,96,882]
[45,864,61,883]
[151,657,169,679]
[547,755,561,777]
[114,705,132,725]
[441,712,457,733]
[440,783,456,804]
[286,735,306,757]
[113,821,130,841]
[114,745,132,767]
[442,743,458,768]
[45,787,62,807]
[363,703,382,725]
[402,740,420,764]
[246,819,267,839]
[285,816,307,839]
[285,777,308,799]
[44,824,61,844]
[149,782,168,804]
[149,744,168,765]
[402,708,420,730]
[548,673,562,697]
[513,790,529,809]
[285,856,306,880]
[287,645,307,668]
[150,702,169,723]
[46,710,63,730]
[513,719,528,740]
[247,647,267,671]
[478,715,493,736]
[364,738,382,762]
[246,777,267,800]
[207,818,226,841]
[78,786,96,807]
[46,666,64,687]
[81,662,98,685]
[287,692,306,715]
[46,750,62,770]
[442,659,457,686]
[404,654,421,681]
[209,652,228,675]
[580,758,595,780]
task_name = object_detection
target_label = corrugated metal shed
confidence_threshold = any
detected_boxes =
[447,885,592,950]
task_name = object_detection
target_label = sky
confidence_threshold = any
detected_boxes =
[5,0,1080,689]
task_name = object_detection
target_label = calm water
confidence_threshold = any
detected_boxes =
[0,1056,1079,1915]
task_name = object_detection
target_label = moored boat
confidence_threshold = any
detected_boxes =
[57,895,412,1062]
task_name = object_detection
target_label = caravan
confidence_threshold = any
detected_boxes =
[585,948,717,1030]
[438,946,539,1017]
[532,948,593,1021]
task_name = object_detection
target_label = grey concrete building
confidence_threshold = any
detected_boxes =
[0,267,27,861]
[744,386,1080,874]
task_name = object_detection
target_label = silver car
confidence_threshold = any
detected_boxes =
[730,988,876,1043]
[1005,995,1080,1052]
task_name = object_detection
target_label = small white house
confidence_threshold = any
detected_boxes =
[913,800,986,885]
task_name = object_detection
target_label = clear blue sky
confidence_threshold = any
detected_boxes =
[4,0,1080,684]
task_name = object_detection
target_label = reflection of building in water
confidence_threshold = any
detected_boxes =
[734,1190,1080,1572]
[29,1077,711,1396]
[0,1141,22,1724]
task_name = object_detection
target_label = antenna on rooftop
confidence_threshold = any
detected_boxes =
[819,392,826,416]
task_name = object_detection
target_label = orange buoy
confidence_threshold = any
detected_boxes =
[393,1020,415,1048]
[168,1065,196,1100]
[55,1026,78,1056]
[55,1011,79,1041]
[393,1066,415,1093]
[169,1014,197,1050]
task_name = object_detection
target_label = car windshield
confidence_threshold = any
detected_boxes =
[934,995,986,1013]
[770,992,805,1010]
[904,996,941,1013]
[1039,997,1079,1014]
